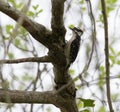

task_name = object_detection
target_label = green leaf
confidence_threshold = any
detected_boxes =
[27,11,34,17]
[36,9,43,16]
[79,0,84,4]
[46,107,52,112]
[14,38,21,47]
[80,98,95,107]
[19,27,27,36]
[117,51,120,56]
[6,25,13,34]
[77,100,83,109]
[17,2,23,9]
[69,69,75,75]
[38,9,43,13]
[8,52,14,59]
[7,0,16,8]
[97,106,106,112]
[98,66,105,88]
[22,74,33,81]
[97,78,105,89]
[109,55,115,64]
[81,7,86,11]
[79,109,89,112]
[117,60,120,65]
[32,4,39,10]
[73,76,79,82]
[100,66,105,77]
[68,24,75,29]
[118,74,120,78]
[107,6,114,14]
[8,0,14,2]
[107,0,117,4]
[106,0,117,15]
[110,47,115,55]
[1,80,9,89]
[20,44,28,51]
[111,93,119,101]
[7,0,15,4]
[99,14,103,23]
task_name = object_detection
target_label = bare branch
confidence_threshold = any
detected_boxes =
[0,89,78,112]
[0,56,51,64]
[0,89,55,104]
[51,0,66,30]
[86,0,96,68]
[0,1,52,48]
[78,0,96,78]
[101,0,114,112]
[51,0,66,43]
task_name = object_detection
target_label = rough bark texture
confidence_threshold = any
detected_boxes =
[0,0,78,112]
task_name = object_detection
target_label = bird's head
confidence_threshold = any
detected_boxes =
[70,27,83,37]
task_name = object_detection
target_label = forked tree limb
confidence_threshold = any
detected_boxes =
[0,0,79,112]
[0,89,77,112]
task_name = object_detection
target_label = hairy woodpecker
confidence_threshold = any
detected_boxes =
[65,27,83,68]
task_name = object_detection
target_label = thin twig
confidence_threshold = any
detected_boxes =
[101,0,114,112]
[86,0,96,68]
[6,0,32,54]
[78,0,96,77]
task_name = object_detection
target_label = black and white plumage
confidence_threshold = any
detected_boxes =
[65,27,83,68]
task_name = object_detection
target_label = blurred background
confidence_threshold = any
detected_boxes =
[0,0,120,111]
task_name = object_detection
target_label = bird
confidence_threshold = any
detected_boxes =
[65,27,83,69]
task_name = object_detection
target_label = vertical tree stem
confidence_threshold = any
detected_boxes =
[101,0,114,112]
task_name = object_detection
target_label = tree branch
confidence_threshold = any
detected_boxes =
[79,0,97,78]
[51,0,66,30]
[0,56,51,64]
[0,89,78,112]
[51,0,66,43]
[0,89,56,104]
[0,1,78,112]
[101,0,114,112]
[0,1,52,48]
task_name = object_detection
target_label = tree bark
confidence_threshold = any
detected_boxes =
[0,0,78,112]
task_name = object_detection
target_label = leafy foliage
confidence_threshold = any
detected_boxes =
[80,98,95,107]
[27,4,43,18]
